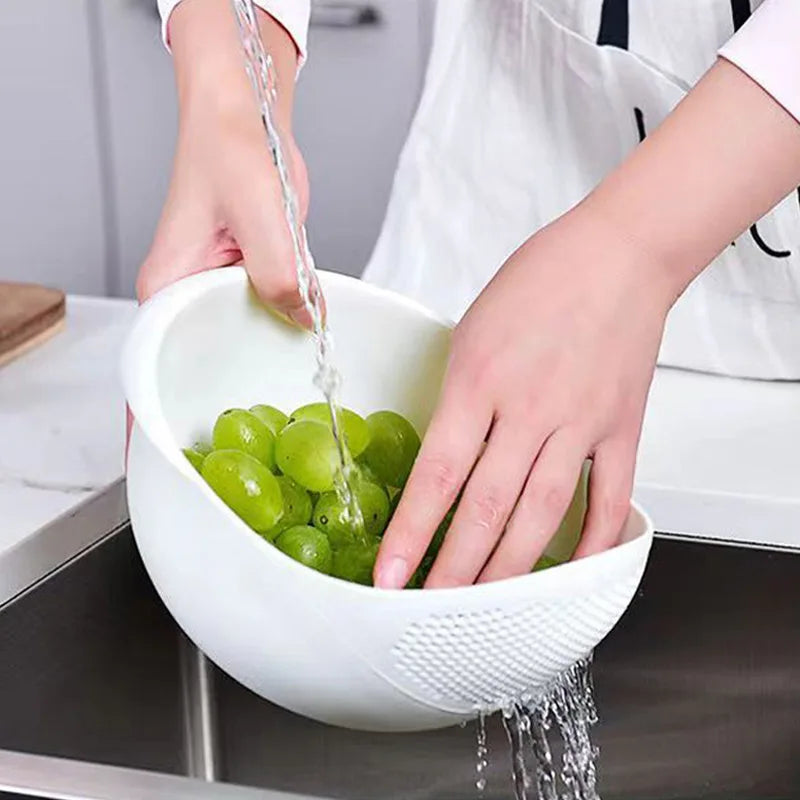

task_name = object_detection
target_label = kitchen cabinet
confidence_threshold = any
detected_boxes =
[0,1,107,295]
[94,0,178,298]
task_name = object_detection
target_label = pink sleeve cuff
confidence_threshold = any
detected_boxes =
[157,0,309,69]
[719,0,800,124]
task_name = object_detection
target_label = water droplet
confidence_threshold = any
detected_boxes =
[474,711,490,794]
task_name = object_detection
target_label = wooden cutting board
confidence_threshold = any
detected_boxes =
[0,283,66,367]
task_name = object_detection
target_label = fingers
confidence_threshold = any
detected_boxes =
[573,436,635,559]
[423,419,542,588]
[224,144,315,328]
[136,125,312,329]
[478,430,587,582]
[374,390,492,589]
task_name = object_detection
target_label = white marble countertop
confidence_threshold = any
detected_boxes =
[0,295,136,555]
[0,292,798,561]
[636,367,800,550]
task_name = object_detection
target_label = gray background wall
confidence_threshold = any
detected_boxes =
[0,0,434,297]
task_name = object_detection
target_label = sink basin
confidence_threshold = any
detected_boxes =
[0,483,798,799]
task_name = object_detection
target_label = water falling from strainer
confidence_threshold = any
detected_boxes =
[479,656,601,800]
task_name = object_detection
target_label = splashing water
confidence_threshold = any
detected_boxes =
[528,701,559,800]
[230,0,364,536]
[475,710,489,793]
[478,656,600,800]
[502,706,533,799]
[548,658,600,798]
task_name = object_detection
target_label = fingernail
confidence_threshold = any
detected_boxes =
[377,556,408,589]
[286,308,306,327]
[271,308,299,328]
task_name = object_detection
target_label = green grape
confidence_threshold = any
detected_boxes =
[406,554,435,589]
[430,504,455,555]
[542,460,590,564]
[312,493,354,549]
[405,566,426,589]
[312,480,390,546]
[275,419,340,492]
[183,444,208,472]
[262,476,313,542]
[194,440,213,456]
[330,538,380,585]
[275,525,333,575]
[359,411,420,488]
[289,402,371,459]
[201,450,283,534]
[249,404,289,436]
[212,409,276,470]
[387,488,401,521]
[533,554,561,572]
[356,460,383,488]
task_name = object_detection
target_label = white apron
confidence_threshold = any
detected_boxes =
[362,0,800,379]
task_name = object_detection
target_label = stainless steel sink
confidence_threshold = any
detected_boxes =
[0,483,798,799]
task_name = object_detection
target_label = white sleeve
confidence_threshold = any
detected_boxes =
[157,0,310,66]
[718,0,800,124]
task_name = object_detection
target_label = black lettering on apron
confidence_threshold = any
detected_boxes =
[749,224,791,258]
[634,107,647,142]
[616,1,789,261]
[597,0,629,49]
[730,0,752,31]
[730,0,792,261]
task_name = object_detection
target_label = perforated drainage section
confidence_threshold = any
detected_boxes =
[391,579,638,708]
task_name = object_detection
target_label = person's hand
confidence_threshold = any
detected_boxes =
[374,56,800,589]
[374,203,672,589]
[128,0,309,463]
[136,0,309,322]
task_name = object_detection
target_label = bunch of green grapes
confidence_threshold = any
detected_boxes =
[184,403,428,586]
[184,403,585,587]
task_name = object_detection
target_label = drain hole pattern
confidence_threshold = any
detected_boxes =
[391,579,638,708]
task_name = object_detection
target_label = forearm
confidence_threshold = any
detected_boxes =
[584,57,800,306]
[169,0,299,129]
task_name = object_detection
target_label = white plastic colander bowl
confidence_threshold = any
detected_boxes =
[122,267,653,733]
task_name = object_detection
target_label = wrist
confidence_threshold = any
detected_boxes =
[580,59,800,313]
[170,0,297,129]
[567,196,680,317]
